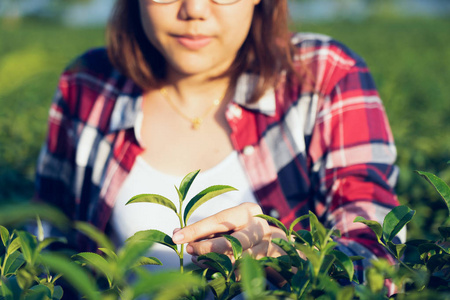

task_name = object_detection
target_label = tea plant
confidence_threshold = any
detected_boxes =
[126,169,236,273]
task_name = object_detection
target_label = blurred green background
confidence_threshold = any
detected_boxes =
[0,0,449,240]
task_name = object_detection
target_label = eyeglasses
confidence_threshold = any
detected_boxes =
[151,0,242,5]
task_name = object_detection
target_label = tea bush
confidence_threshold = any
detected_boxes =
[0,169,449,299]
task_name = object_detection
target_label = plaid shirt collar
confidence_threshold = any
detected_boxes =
[108,73,277,133]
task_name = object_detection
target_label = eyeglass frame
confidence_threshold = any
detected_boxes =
[151,0,242,5]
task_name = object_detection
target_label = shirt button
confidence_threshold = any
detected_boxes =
[270,209,280,219]
[243,145,255,156]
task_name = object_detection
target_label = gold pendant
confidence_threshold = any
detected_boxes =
[192,117,202,130]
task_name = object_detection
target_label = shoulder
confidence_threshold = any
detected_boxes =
[289,32,370,95]
[291,32,366,69]
[59,47,138,95]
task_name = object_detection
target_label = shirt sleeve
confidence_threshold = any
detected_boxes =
[307,48,401,289]
[34,75,76,221]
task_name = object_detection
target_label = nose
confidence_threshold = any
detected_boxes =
[179,0,211,20]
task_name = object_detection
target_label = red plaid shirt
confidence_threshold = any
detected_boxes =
[36,33,400,286]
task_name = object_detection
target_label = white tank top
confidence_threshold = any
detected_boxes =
[110,151,258,270]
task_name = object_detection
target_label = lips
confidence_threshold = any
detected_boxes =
[175,35,212,50]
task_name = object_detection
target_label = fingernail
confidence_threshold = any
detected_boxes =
[186,245,194,254]
[172,232,184,244]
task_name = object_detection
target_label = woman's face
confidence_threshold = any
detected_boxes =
[138,0,261,80]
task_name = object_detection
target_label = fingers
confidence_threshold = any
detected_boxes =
[172,202,263,244]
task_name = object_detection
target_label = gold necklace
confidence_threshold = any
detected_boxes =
[159,87,223,130]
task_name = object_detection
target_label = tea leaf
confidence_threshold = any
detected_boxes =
[383,205,415,242]
[184,185,237,223]
[353,216,383,242]
[0,225,9,247]
[126,229,177,254]
[178,170,201,201]
[7,237,21,256]
[309,211,328,248]
[126,194,177,214]
[258,256,293,281]
[74,222,115,252]
[330,250,355,281]
[132,268,204,299]
[118,238,156,276]
[53,285,64,300]
[293,229,313,247]
[426,253,450,273]
[416,171,450,215]
[320,254,336,274]
[37,237,67,252]
[418,243,449,255]
[365,267,385,293]
[223,234,243,261]
[3,251,25,276]
[72,252,113,286]
[289,215,310,235]
[16,231,37,264]
[197,252,232,278]
[255,214,288,237]
[36,216,44,242]
[131,256,162,268]
[28,284,52,299]
[99,248,118,261]
[272,238,303,268]
[240,254,265,299]
[39,253,100,300]
[0,204,69,229]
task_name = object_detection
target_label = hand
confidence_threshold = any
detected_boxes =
[171,202,287,263]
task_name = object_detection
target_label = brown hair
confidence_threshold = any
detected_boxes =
[107,0,296,103]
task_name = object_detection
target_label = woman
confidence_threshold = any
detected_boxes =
[35,0,401,287]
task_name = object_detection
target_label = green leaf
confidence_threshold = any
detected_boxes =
[330,250,355,281]
[53,285,64,300]
[319,254,335,274]
[0,204,69,229]
[39,253,100,300]
[353,216,383,242]
[183,185,237,223]
[3,251,25,276]
[36,216,44,242]
[418,243,448,255]
[197,252,232,278]
[132,269,204,299]
[16,231,37,264]
[17,268,37,290]
[99,248,118,261]
[131,256,163,268]
[382,205,415,242]
[126,194,177,214]
[118,238,157,274]
[208,274,227,299]
[416,171,450,215]
[387,241,407,259]
[289,215,310,235]
[7,237,21,256]
[309,211,328,247]
[255,214,288,237]
[27,284,52,300]
[272,238,303,268]
[239,255,265,299]
[426,253,450,273]
[37,237,67,252]
[0,226,10,247]
[365,266,385,293]
[223,234,243,261]
[293,229,313,246]
[74,222,115,252]
[178,170,201,201]
[126,229,177,254]
[72,252,113,287]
